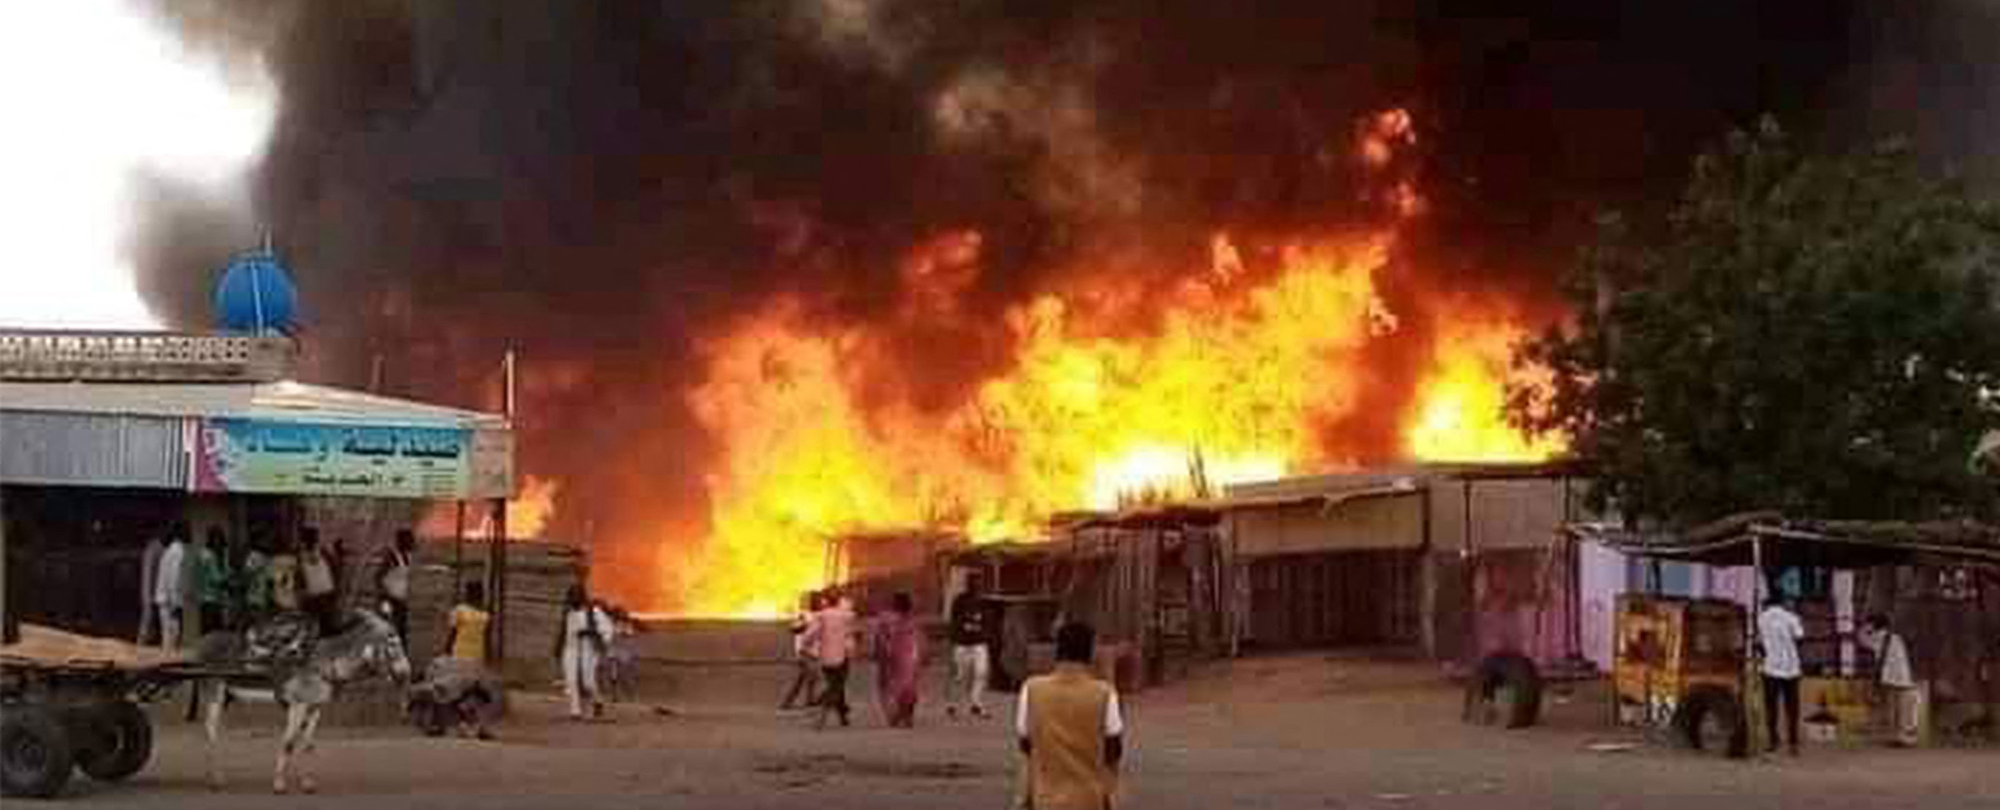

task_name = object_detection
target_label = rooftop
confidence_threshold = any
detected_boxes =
[0,379,505,430]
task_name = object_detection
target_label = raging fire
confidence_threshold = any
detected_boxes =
[660,109,1561,617]
[675,243,1557,616]
[1405,318,1564,462]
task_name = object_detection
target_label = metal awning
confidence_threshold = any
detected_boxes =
[1567,516,2000,569]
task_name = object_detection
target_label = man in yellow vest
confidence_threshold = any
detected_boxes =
[1016,622,1125,810]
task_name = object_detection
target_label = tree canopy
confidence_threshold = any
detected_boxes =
[1512,120,2000,527]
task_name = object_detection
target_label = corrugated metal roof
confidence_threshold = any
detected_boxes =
[0,380,504,429]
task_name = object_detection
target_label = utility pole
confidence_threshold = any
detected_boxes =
[486,349,517,666]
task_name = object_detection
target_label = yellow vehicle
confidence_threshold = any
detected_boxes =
[1612,594,1750,757]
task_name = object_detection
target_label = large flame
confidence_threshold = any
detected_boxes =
[674,236,1556,616]
[1406,317,1565,462]
[658,109,1560,617]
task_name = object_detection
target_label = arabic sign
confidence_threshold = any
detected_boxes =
[194,418,477,499]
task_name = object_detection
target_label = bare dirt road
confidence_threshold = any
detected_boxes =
[43,653,1997,809]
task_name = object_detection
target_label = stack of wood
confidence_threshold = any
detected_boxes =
[405,539,586,685]
[1,624,189,669]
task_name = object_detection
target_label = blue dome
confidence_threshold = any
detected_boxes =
[215,248,299,334]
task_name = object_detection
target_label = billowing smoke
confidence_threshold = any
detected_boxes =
[127,1,1997,609]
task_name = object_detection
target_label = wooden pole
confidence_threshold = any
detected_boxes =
[1749,535,1767,754]
[0,483,13,645]
[488,497,508,665]
[487,348,517,666]
[452,501,466,601]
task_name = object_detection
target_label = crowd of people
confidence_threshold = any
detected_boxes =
[786,576,1127,809]
[139,521,358,650]
[786,574,1044,730]
[136,521,1129,805]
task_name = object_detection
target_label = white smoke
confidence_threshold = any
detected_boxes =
[0,0,275,329]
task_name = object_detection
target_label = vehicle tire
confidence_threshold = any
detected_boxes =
[2,705,76,798]
[1677,687,1749,759]
[1464,652,1543,729]
[75,702,153,782]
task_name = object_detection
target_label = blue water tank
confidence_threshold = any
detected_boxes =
[215,247,299,334]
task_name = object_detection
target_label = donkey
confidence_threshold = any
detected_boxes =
[197,609,412,794]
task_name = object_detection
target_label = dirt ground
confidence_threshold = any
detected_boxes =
[44,652,1999,809]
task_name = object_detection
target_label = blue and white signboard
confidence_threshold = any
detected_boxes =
[195,418,476,499]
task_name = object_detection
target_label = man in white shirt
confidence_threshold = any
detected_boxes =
[138,534,164,645]
[153,525,189,651]
[1757,596,1806,756]
[800,593,858,727]
[1861,614,1921,747]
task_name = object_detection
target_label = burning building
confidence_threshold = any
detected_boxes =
[117,1,1998,618]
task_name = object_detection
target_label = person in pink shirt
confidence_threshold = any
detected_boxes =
[801,591,858,728]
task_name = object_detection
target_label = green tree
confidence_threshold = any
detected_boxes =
[1512,120,2000,526]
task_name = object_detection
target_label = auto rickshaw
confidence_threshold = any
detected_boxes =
[1612,594,1751,756]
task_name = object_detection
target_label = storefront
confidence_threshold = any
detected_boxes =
[1,331,515,653]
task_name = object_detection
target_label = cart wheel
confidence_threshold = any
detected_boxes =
[76,702,153,782]
[2,705,76,798]
[1677,687,1749,759]
[1464,652,1543,729]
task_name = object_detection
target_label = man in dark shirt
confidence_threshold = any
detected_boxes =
[946,573,995,719]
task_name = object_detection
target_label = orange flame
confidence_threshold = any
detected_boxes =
[659,108,1559,617]
[1405,318,1562,462]
[678,236,1398,616]
[418,474,562,541]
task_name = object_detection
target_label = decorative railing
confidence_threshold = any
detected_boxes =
[0,330,296,382]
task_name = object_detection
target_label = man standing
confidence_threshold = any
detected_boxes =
[270,537,301,614]
[138,532,164,645]
[153,524,189,650]
[1758,596,1806,756]
[376,529,417,642]
[195,527,232,634]
[1861,614,1921,747]
[801,591,858,727]
[947,573,995,719]
[1016,622,1124,810]
[780,591,825,710]
[299,528,338,633]
[437,581,497,740]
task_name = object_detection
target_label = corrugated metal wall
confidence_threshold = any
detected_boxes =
[0,411,189,489]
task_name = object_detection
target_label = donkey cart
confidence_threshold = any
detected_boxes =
[2,628,242,799]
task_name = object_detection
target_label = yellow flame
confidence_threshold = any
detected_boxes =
[1405,319,1562,462]
[662,108,1559,618]
[508,476,561,538]
[678,237,1394,616]
[417,474,562,541]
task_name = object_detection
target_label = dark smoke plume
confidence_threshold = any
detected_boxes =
[129,0,1998,608]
